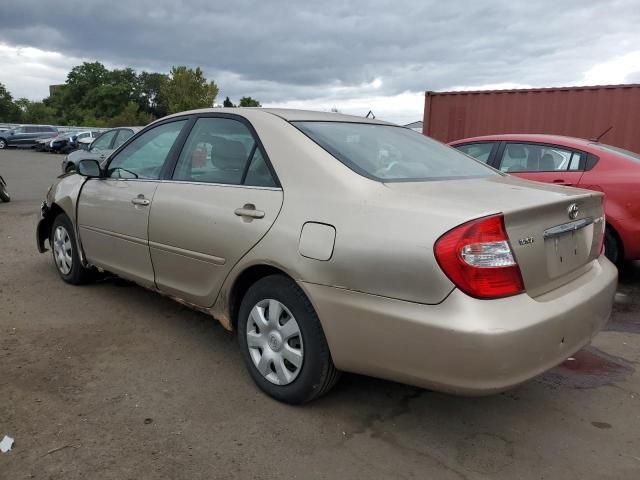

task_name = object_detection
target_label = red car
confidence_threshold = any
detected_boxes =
[449,134,640,265]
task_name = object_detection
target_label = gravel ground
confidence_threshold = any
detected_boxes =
[1,148,639,479]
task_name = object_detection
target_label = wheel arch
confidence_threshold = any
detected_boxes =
[37,202,67,252]
[222,264,297,331]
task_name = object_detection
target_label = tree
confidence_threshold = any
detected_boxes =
[223,96,235,107]
[238,96,261,107]
[16,99,57,124]
[0,82,21,122]
[137,72,169,118]
[161,66,219,114]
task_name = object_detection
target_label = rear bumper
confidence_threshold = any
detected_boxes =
[302,256,617,395]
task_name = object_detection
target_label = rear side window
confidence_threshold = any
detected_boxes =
[293,122,496,181]
[172,117,277,187]
[455,142,495,163]
[500,143,583,172]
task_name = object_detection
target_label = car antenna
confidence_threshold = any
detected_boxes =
[365,110,375,119]
[590,125,613,142]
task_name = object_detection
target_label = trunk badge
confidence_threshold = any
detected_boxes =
[567,203,579,220]
[518,237,534,246]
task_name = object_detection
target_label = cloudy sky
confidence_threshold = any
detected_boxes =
[1,0,639,124]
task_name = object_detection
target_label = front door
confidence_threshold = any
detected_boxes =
[77,119,188,287]
[497,142,585,186]
[148,116,283,306]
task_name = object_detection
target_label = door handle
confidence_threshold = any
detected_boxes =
[131,196,151,206]
[234,204,265,219]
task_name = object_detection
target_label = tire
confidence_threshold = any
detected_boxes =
[0,185,9,202]
[50,213,93,284]
[0,139,7,149]
[237,275,340,404]
[604,227,621,266]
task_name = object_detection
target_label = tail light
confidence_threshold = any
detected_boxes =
[434,214,524,299]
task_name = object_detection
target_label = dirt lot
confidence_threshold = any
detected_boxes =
[1,149,639,479]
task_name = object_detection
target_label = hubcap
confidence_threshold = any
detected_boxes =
[246,299,304,385]
[53,226,73,275]
[0,140,6,149]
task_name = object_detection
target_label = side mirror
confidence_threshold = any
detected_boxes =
[78,159,103,178]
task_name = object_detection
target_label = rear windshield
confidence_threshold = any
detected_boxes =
[593,143,640,164]
[293,121,497,181]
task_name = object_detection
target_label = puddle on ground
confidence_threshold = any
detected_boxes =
[538,346,634,389]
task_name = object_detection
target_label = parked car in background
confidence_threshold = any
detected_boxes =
[61,127,141,173]
[50,130,103,154]
[0,125,58,149]
[449,134,640,265]
[38,109,616,404]
[35,133,61,152]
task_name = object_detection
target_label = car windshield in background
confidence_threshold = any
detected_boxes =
[293,122,497,182]
[594,143,640,164]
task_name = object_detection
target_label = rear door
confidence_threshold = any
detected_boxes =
[497,142,585,186]
[77,119,189,287]
[148,115,283,306]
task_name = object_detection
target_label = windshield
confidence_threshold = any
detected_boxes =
[593,143,640,164]
[293,122,497,181]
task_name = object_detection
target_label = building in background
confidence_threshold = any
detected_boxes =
[422,84,640,153]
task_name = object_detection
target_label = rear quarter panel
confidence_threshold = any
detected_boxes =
[579,155,640,259]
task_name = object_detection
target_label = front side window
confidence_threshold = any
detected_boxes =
[172,117,276,186]
[455,142,496,164]
[113,129,135,149]
[91,130,116,151]
[107,120,186,180]
[500,143,583,172]
[293,122,496,181]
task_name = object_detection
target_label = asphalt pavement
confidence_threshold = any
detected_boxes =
[1,148,639,479]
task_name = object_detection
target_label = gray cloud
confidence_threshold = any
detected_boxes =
[1,0,640,118]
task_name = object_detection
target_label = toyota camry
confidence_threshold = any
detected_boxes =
[36,108,617,404]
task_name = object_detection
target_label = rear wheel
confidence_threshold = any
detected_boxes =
[50,213,93,284]
[0,139,7,149]
[604,227,622,266]
[237,275,339,404]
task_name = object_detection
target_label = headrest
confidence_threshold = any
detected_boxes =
[540,153,555,171]
[211,137,247,170]
[506,144,526,159]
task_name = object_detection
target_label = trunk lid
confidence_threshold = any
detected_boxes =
[385,175,605,298]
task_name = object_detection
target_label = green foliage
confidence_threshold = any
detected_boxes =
[223,96,235,107]
[161,66,219,114]
[238,96,261,107]
[0,63,221,126]
[0,83,22,122]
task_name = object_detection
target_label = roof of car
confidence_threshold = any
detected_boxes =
[161,108,395,125]
[449,133,594,148]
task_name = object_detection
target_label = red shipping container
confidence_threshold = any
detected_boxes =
[423,84,640,153]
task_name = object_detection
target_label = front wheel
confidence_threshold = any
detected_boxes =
[50,213,93,284]
[238,275,339,404]
[0,139,7,149]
